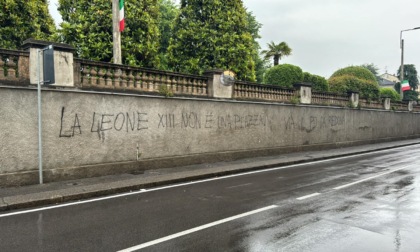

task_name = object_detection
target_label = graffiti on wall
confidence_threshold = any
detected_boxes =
[59,107,346,141]
[59,107,268,140]
[285,114,345,133]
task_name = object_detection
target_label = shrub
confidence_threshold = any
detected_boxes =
[328,75,380,99]
[330,66,377,83]
[263,64,303,88]
[303,72,329,92]
[329,66,380,99]
[379,88,400,102]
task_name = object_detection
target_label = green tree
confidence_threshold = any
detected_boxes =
[0,0,56,49]
[58,0,160,67]
[261,41,292,66]
[168,0,256,81]
[397,64,419,90]
[158,0,179,70]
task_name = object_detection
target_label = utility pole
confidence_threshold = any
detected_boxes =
[400,38,404,100]
[112,0,122,64]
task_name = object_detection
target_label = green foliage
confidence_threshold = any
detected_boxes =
[379,88,400,102]
[303,72,328,92]
[158,85,174,97]
[331,66,378,83]
[168,0,256,81]
[329,66,380,99]
[328,75,380,99]
[58,0,160,68]
[261,41,292,66]
[264,64,303,88]
[0,0,56,49]
[403,90,419,101]
[397,64,419,90]
[290,95,300,105]
[158,0,179,70]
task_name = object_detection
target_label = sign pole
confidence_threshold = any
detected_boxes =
[37,49,43,184]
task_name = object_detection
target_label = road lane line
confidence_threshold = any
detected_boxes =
[296,193,321,200]
[117,205,279,251]
[333,164,414,190]
[226,183,253,189]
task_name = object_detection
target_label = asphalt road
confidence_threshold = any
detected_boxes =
[1,145,420,252]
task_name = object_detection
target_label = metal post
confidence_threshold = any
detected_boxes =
[37,49,43,184]
[400,39,404,100]
[112,0,122,64]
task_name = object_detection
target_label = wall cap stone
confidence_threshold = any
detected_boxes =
[21,39,75,53]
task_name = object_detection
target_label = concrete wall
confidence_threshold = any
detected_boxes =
[1,86,420,186]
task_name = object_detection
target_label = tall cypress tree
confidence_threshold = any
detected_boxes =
[58,0,160,68]
[168,0,256,81]
[0,0,56,49]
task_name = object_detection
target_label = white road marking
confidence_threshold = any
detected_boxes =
[226,183,253,189]
[333,164,414,190]
[117,205,279,251]
[0,144,418,217]
[296,193,321,200]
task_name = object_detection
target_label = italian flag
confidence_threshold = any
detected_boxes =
[119,0,125,32]
[401,80,410,92]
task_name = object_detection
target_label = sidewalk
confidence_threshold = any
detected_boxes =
[1,139,419,212]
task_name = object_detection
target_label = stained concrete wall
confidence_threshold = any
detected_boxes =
[1,86,420,186]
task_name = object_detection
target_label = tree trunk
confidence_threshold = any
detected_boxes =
[274,55,279,66]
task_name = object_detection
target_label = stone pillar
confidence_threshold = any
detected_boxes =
[204,69,233,99]
[348,91,359,108]
[383,97,391,110]
[408,100,415,112]
[21,39,75,87]
[293,82,312,104]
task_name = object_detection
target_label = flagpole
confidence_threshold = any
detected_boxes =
[112,0,122,64]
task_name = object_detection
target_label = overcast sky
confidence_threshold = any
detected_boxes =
[48,0,420,78]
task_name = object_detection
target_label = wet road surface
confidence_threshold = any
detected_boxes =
[1,145,420,251]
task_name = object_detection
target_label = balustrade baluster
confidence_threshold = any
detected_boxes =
[113,68,121,88]
[147,73,154,91]
[0,56,5,79]
[6,57,17,78]
[120,69,128,89]
[127,70,135,90]
[89,66,97,87]
[105,67,113,88]
[81,65,90,86]
[97,67,106,87]
[140,72,147,90]
[134,71,141,90]
[167,76,174,93]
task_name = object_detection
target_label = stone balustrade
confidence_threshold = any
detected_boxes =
[0,49,29,85]
[1,44,419,113]
[76,59,209,97]
[234,81,298,103]
[312,92,349,107]
[359,98,384,109]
